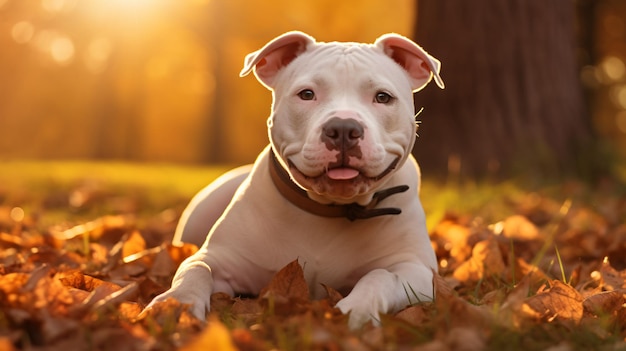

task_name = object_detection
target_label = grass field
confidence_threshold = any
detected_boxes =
[1,160,625,350]
[0,159,536,228]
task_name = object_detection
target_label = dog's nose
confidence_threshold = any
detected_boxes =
[321,117,364,150]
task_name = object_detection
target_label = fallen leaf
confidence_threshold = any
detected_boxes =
[321,283,344,306]
[596,258,625,290]
[180,316,238,351]
[433,219,472,262]
[149,246,177,277]
[166,242,198,266]
[445,326,486,351]
[523,280,583,324]
[582,290,625,316]
[122,230,146,259]
[90,282,140,314]
[0,337,15,351]
[502,215,540,240]
[58,270,122,293]
[260,259,309,302]
[453,238,505,283]
[394,305,428,326]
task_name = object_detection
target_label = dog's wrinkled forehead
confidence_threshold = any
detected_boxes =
[295,42,387,66]
[274,42,413,92]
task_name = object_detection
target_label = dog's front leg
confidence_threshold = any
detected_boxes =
[335,262,435,329]
[144,258,214,320]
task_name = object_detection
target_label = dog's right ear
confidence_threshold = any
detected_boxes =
[240,31,315,89]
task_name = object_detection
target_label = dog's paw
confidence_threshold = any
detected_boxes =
[142,288,210,321]
[335,296,381,330]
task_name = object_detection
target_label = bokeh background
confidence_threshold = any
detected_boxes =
[0,0,625,179]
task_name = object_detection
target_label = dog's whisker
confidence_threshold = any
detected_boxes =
[414,107,424,120]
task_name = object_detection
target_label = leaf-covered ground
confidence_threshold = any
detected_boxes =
[0,162,625,350]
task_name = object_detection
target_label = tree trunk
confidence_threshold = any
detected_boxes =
[413,0,592,179]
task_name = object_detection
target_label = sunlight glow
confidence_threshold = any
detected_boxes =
[50,36,75,65]
[42,0,64,13]
[9,207,25,222]
[84,37,113,73]
[614,85,626,109]
[11,21,35,44]
[601,56,625,82]
[41,0,77,14]
[106,0,163,12]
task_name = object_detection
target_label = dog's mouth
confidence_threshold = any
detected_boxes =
[325,167,360,180]
[288,157,400,185]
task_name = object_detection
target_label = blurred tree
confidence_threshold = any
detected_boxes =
[413,0,593,179]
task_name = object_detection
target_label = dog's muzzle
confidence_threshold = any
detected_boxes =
[269,149,409,221]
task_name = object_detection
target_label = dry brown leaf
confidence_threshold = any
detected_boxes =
[260,260,309,302]
[0,337,15,351]
[121,230,146,259]
[0,272,30,299]
[180,316,238,351]
[0,232,23,248]
[595,258,625,290]
[433,219,472,262]
[52,215,132,241]
[166,242,199,266]
[90,282,140,314]
[137,297,187,325]
[118,301,143,320]
[433,270,455,299]
[453,238,505,283]
[321,283,344,306]
[149,247,177,277]
[89,242,111,265]
[513,258,549,286]
[231,298,264,321]
[22,263,52,291]
[209,292,235,313]
[434,284,493,330]
[445,326,486,351]
[504,266,550,308]
[499,270,544,328]
[502,215,540,240]
[258,260,311,316]
[394,305,428,326]
[523,280,583,324]
[58,270,122,293]
[232,327,274,351]
[582,290,625,316]
[122,246,162,264]
[40,310,80,343]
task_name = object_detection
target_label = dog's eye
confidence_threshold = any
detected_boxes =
[374,92,393,104]
[297,89,315,101]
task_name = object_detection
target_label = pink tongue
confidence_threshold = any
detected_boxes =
[327,168,360,180]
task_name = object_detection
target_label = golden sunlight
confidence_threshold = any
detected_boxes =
[11,21,35,44]
[49,35,74,65]
[41,0,73,13]
[100,0,165,13]
[84,37,113,74]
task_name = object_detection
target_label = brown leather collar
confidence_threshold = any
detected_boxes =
[268,149,409,221]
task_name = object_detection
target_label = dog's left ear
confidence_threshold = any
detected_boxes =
[240,31,315,89]
[375,34,445,92]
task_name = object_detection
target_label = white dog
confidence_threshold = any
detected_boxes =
[145,31,444,329]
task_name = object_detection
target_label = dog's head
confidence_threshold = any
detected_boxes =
[241,31,444,205]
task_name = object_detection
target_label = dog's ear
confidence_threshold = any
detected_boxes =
[375,34,445,92]
[240,31,315,89]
